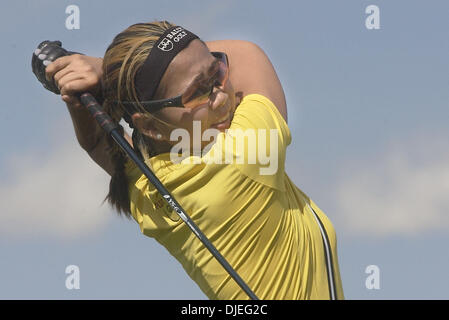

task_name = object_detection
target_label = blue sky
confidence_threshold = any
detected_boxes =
[0,0,448,299]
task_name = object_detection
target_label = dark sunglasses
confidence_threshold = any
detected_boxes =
[121,51,229,114]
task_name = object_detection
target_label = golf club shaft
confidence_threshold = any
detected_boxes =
[79,92,259,300]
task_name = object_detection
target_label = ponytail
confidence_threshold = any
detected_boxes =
[102,125,132,218]
[101,20,176,216]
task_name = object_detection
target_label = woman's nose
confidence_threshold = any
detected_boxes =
[210,89,229,115]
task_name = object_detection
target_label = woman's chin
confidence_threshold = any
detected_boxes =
[210,113,232,131]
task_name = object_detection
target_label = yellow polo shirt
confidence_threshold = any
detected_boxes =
[125,94,344,300]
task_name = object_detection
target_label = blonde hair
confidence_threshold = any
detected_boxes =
[101,20,177,217]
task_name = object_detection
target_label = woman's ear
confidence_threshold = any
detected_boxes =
[131,113,164,140]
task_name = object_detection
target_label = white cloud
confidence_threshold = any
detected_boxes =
[0,142,113,240]
[335,135,449,237]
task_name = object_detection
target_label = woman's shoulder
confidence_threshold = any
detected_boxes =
[205,40,288,123]
[232,93,291,147]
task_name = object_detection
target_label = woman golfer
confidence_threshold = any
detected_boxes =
[46,21,344,300]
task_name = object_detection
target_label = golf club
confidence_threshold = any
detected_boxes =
[31,40,259,300]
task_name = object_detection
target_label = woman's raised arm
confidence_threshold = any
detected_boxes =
[205,40,288,123]
[45,54,133,176]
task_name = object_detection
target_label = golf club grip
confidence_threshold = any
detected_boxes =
[77,93,259,300]
[78,93,118,134]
